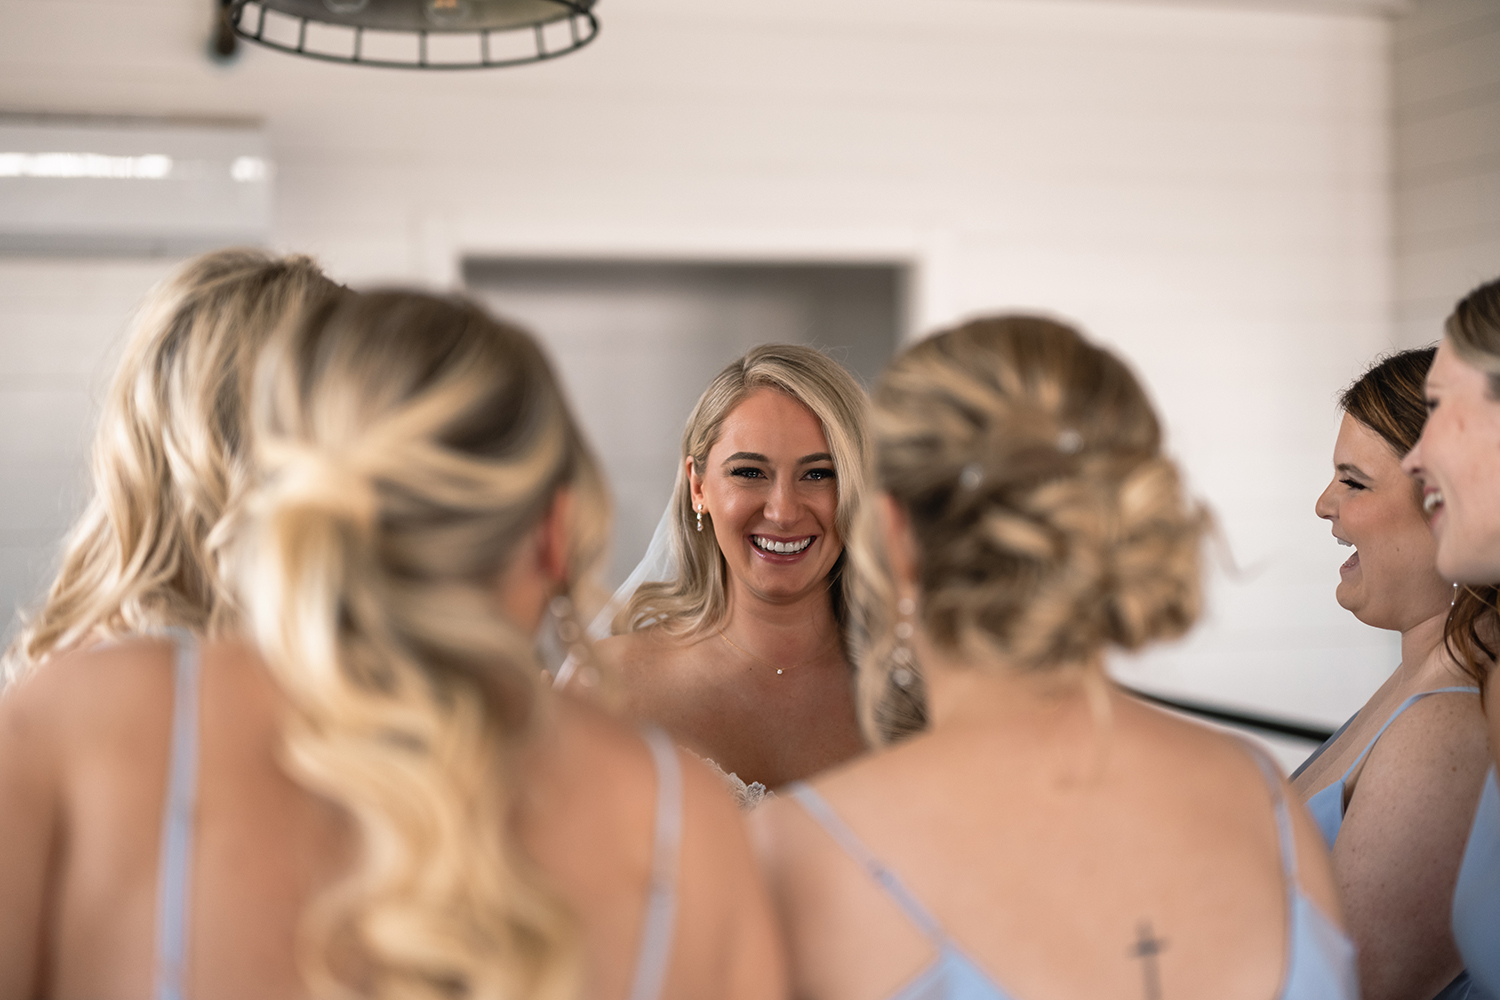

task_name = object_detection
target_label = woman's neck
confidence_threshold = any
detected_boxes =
[921,635,1103,731]
[1397,607,1461,687]
[719,580,840,660]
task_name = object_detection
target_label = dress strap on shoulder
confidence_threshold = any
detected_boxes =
[154,629,202,1000]
[1340,686,1481,783]
[628,726,683,1000]
[1241,745,1300,883]
[786,782,948,943]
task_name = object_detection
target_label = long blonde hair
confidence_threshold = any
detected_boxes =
[851,316,1208,743]
[618,343,870,639]
[4,249,339,678]
[233,291,607,1000]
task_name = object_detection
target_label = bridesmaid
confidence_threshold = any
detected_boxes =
[597,344,871,802]
[754,316,1356,1000]
[1293,348,1490,1000]
[0,291,784,1000]
[1403,275,1500,998]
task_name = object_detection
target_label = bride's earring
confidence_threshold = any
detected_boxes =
[695,503,704,533]
[892,596,917,688]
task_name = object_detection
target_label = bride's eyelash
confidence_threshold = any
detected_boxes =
[730,466,766,479]
[1340,478,1366,490]
[804,468,836,480]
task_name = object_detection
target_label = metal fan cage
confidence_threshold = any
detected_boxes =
[227,0,598,70]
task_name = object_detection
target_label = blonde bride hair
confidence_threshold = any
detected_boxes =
[4,249,339,678]
[232,291,607,1000]
[851,316,1208,743]
[618,343,870,640]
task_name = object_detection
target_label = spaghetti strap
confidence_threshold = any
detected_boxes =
[1339,687,1481,783]
[628,727,682,1000]
[154,630,201,1000]
[1242,745,1300,883]
[787,782,948,943]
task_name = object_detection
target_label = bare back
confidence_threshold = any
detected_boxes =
[753,689,1344,1000]
[0,636,784,1000]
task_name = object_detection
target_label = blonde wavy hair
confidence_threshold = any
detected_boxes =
[851,316,1208,743]
[3,249,339,678]
[232,291,607,1000]
[618,343,870,639]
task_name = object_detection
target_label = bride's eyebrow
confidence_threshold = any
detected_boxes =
[720,451,834,465]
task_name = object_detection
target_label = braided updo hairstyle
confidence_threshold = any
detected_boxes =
[852,315,1208,743]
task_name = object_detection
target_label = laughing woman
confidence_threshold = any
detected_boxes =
[1293,349,1491,1000]
[596,345,870,803]
[1403,276,1500,999]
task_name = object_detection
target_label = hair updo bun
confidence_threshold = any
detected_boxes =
[853,315,1207,740]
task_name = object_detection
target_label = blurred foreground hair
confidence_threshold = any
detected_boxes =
[852,316,1208,743]
[4,249,338,679]
[232,291,607,1000]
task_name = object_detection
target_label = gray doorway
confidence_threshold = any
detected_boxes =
[463,258,906,588]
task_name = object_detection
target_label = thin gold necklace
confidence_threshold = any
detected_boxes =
[717,626,834,676]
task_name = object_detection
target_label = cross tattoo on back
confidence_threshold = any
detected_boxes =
[1130,919,1168,1000]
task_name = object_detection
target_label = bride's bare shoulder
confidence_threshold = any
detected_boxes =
[594,627,708,679]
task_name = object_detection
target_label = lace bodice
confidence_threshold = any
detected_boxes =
[695,754,770,809]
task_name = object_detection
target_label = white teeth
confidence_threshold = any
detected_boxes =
[1337,539,1352,548]
[1424,491,1444,514]
[753,535,812,554]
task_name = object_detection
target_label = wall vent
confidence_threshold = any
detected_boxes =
[0,119,271,256]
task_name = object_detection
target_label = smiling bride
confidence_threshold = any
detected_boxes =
[594,344,872,803]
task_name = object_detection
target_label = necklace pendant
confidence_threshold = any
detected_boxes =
[776,668,783,675]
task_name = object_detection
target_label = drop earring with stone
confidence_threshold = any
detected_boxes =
[549,593,599,688]
[892,595,918,689]
[695,503,704,532]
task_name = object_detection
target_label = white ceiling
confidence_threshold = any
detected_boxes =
[1028,0,1408,14]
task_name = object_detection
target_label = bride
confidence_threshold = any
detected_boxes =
[592,344,872,802]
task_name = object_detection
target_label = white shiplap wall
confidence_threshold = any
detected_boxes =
[1394,0,1500,347]
[0,0,1398,728]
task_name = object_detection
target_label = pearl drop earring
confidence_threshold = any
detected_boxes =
[695,503,704,532]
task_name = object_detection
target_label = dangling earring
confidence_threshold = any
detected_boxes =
[1453,581,1461,608]
[549,593,599,688]
[892,595,917,688]
[695,503,704,533]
